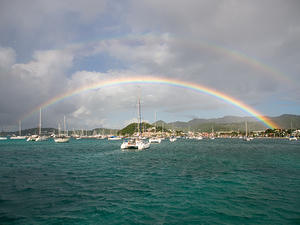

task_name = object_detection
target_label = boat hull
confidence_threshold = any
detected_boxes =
[54,137,70,143]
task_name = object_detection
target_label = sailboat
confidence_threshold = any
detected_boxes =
[121,98,150,150]
[210,126,215,140]
[244,121,252,141]
[35,108,48,141]
[289,120,297,141]
[0,127,7,140]
[149,112,162,143]
[169,123,177,142]
[26,108,47,141]
[54,116,70,143]
[10,120,26,140]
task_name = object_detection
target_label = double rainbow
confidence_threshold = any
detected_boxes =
[22,76,279,129]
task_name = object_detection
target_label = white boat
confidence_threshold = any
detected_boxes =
[210,126,215,140]
[10,120,26,140]
[53,116,70,143]
[196,136,203,140]
[108,136,122,140]
[169,136,177,142]
[0,128,7,140]
[137,139,150,150]
[35,108,49,141]
[36,135,49,141]
[27,135,38,141]
[121,138,150,150]
[243,121,252,141]
[10,136,26,140]
[289,136,297,141]
[54,136,70,143]
[121,97,150,150]
[121,138,138,149]
[149,137,161,143]
[289,121,297,141]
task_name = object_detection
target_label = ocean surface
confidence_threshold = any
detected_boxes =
[0,138,299,224]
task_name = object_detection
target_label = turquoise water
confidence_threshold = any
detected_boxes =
[0,138,299,224]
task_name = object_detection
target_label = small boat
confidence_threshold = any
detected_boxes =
[243,121,252,141]
[53,116,70,143]
[54,136,70,143]
[121,138,150,150]
[27,135,38,141]
[289,121,297,141]
[10,136,26,140]
[10,120,26,140]
[149,137,161,143]
[108,136,122,140]
[35,135,49,141]
[210,126,215,140]
[169,136,177,142]
[0,129,7,140]
[35,108,48,141]
[289,136,297,141]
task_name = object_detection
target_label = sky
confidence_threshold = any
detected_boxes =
[0,0,299,130]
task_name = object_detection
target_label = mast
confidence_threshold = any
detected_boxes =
[137,97,142,135]
[58,123,61,136]
[19,120,21,136]
[155,111,157,134]
[64,115,66,136]
[245,121,248,137]
[39,108,41,136]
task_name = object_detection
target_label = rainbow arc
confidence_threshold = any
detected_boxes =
[21,76,279,129]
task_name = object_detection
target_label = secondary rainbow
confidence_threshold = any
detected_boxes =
[22,76,279,129]
[90,34,292,84]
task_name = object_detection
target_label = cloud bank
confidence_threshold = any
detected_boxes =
[0,0,299,130]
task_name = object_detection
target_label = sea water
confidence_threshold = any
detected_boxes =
[0,138,299,224]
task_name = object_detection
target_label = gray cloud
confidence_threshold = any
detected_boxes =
[0,0,299,130]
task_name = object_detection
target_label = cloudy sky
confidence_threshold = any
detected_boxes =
[0,0,299,130]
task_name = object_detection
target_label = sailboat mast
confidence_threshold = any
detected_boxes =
[19,120,21,136]
[138,98,142,135]
[64,115,66,136]
[155,111,157,133]
[58,123,61,136]
[39,108,41,136]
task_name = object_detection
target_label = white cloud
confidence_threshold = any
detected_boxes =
[0,47,16,69]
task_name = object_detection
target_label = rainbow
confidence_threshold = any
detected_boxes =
[22,76,279,129]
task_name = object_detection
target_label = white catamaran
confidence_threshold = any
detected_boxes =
[121,98,150,150]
